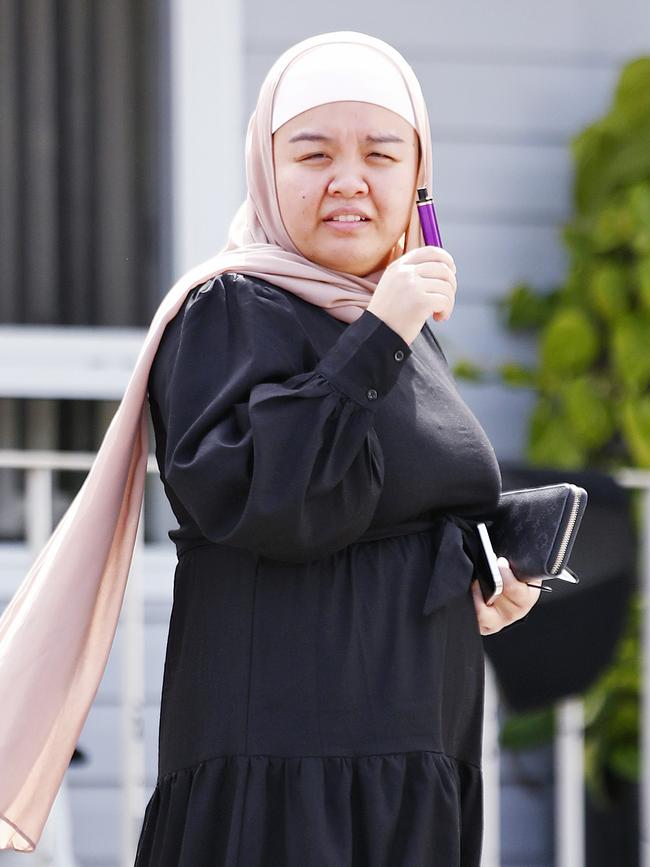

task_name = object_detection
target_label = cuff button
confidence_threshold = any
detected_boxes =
[394,349,405,362]
[366,388,378,401]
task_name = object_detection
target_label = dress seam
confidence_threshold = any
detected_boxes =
[156,748,481,785]
[315,560,324,754]
[243,559,260,754]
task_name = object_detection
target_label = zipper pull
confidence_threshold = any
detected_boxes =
[556,566,580,584]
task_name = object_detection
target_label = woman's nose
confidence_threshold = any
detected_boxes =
[328,172,369,197]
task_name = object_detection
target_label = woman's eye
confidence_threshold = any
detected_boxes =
[303,153,392,161]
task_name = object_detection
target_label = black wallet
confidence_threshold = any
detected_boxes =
[481,482,588,583]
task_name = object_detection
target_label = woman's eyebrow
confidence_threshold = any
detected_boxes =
[287,132,406,144]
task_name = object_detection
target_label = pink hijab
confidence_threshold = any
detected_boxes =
[0,30,433,851]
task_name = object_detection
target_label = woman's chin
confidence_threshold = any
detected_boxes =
[334,261,382,277]
[315,250,391,278]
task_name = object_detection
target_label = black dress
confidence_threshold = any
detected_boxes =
[134,271,503,867]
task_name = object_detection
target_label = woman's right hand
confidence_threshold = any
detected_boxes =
[366,246,458,345]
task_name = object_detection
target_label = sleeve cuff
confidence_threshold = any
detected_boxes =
[315,309,413,409]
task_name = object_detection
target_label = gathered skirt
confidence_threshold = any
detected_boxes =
[133,527,485,866]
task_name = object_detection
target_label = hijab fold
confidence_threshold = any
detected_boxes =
[0,29,433,850]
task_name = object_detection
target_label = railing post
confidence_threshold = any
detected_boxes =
[555,696,585,867]
[24,466,53,551]
[482,657,501,867]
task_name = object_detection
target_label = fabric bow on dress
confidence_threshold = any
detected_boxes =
[422,515,482,616]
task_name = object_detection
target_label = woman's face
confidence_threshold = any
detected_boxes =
[272,101,420,277]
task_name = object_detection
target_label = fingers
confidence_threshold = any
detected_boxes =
[471,580,503,635]
[402,244,457,273]
[497,557,540,609]
[395,250,458,323]
[416,261,457,294]
[425,291,455,321]
[414,262,457,322]
[472,558,544,636]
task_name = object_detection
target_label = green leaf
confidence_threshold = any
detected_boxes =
[561,264,593,306]
[611,57,650,129]
[572,58,650,216]
[562,219,595,259]
[627,181,650,226]
[584,739,610,807]
[627,181,650,255]
[540,308,600,376]
[497,362,538,388]
[527,400,587,468]
[499,282,556,331]
[587,261,630,320]
[571,120,619,216]
[583,683,610,727]
[620,396,650,467]
[636,256,650,311]
[499,706,555,750]
[610,314,650,393]
[608,743,640,783]
[560,376,615,450]
[591,203,636,252]
[452,359,484,381]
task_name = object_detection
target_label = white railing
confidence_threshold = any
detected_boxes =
[1,449,649,867]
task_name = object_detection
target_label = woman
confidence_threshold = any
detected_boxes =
[134,32,542,866]
[0,29,541,866]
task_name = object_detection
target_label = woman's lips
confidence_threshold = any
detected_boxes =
[323,218,372,232]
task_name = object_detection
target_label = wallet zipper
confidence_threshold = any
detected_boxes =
[549,485,582,574]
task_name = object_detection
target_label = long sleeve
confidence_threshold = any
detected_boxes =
[152,275,412,563]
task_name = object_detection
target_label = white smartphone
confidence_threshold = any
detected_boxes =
[475,522,504,605]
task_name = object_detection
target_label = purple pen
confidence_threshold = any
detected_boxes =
[416,186,443,248]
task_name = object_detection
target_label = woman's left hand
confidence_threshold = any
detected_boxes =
[471,557,543,635]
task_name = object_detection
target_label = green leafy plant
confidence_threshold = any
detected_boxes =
[454,56,650,803]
